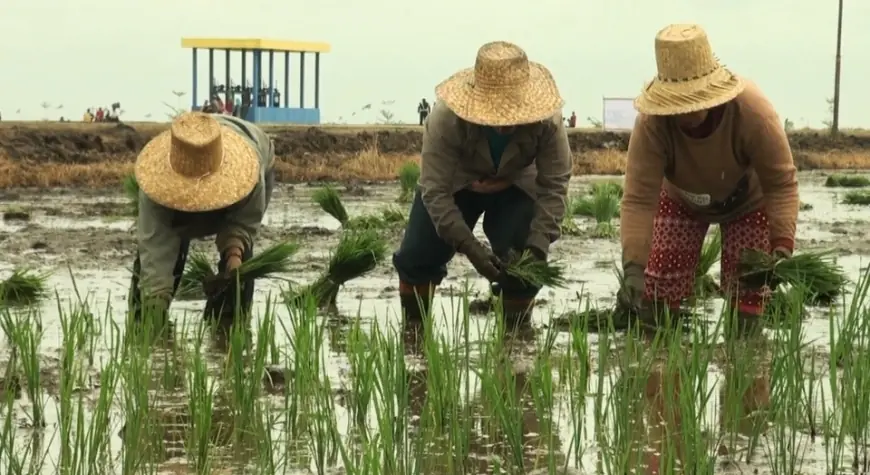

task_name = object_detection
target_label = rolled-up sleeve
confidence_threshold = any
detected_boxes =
[526,115,572,255]
[137,193,183,300]
[419,104,474,248]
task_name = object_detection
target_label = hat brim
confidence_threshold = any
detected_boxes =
[435,62,564,126]
[634,68,745,116]
[134,126,260,212]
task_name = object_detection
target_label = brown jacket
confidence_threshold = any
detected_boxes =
[418,102,572,254]
[621,81,799,268]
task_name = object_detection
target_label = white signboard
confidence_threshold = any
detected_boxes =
[602,97,638,131]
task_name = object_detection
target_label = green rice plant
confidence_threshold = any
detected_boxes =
[503,249,567,288]
[694,228,722,297]
[397,161,420,203]
[590,181,623,198]
[560,211,581,236]
[123,174,140,215]
[202,242,299,298]
[824,174,870,188]
[312,185,350,225]
[799,202,814,211]
[739,248,847,305]
[314,185,406,230]
[842,191,870,205]
[177,252,214,300]
[589,187,620,238]
[0,269,50,306]
[286,229,388,309]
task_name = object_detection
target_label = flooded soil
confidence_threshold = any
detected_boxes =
[1,171,870,474]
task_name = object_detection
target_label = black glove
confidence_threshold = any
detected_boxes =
[458,239,502,282]
[616,262,645,312]
[738,247,790,290]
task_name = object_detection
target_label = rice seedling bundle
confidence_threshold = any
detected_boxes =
[738,248,846,304]
[824,174,870,188]
[842,191,870,206]
[503,250,567,289]
[312,185,350,225]
[201,242,299,297]
[0,269,50,306]
[287,229,388,308]
[177,252,214,299]
[122,174,140,215]
[313,186,405,230]
[397,161,421,203]
[694,228,722,296]
[590,181,623,198]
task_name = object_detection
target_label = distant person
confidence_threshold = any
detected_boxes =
[96,107,105,122]
[568,111,577,128]
[83,109,94,123]
[129,112,276,325]
[417,98,431,125]
[617,23,796,465]
[393,41,570,332]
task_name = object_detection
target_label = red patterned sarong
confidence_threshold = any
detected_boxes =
[644,190,770,315]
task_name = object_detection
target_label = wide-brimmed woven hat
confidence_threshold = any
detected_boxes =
[435,41,564,126]
[634,24,745,116]
[135,112,260,212]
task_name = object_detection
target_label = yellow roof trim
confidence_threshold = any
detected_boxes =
[181,38,331,53]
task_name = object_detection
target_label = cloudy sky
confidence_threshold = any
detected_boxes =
[1,0,866,128]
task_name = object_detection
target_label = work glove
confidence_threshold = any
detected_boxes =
[616,262,645,313]
[457,238,503,282]
[738,246,791,290]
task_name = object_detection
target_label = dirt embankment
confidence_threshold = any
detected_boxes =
[1,122,870,188]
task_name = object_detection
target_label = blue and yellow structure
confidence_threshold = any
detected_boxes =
[181,37,331,125]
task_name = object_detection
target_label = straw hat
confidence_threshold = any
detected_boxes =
[634,24,745,116]
[135,112,260,212]
[435,41,564,126]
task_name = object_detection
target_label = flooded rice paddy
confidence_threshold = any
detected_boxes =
[1,171,870,474]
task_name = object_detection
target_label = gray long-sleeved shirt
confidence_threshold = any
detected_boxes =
[136,115,274,300]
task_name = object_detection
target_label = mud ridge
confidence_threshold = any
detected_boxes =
[1,123,869,166]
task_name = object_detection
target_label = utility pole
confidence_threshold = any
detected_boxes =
[832,0,844,135]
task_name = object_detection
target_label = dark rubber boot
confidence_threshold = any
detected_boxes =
[501,298,535,331]
[399,282,434,351]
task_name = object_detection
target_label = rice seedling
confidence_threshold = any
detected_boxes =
[824,174,870,188]
[313,185,406,229]
[176,251,214,300]
[589,188,620,238]
[503,249,567,288]
[397,161,420,203]
[286,229,387,309]
[739,248,847,305]
[799,202,814,211]
[201,242,299,297]
[842,191,870,205]
[694,228,722,297]
[122,174,140,215]
[0,268,50,306]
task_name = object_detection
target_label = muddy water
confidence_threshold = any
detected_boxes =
[1,171,869,474]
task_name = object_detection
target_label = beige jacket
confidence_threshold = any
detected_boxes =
[418,102,572,254]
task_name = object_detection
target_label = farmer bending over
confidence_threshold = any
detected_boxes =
[617,24,798,468]
[392,41,571,329]
[130,112,275,324]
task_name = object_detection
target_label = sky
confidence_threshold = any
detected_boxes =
[1,0,867,128]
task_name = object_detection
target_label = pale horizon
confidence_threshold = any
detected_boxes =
[1,0,866,129]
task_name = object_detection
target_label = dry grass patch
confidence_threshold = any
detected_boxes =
[0,157,132,188]
[798,151,870,170]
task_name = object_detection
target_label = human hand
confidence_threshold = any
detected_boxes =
[469,178,511,194]
[458,239,502,281]
[616,263,645,312]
